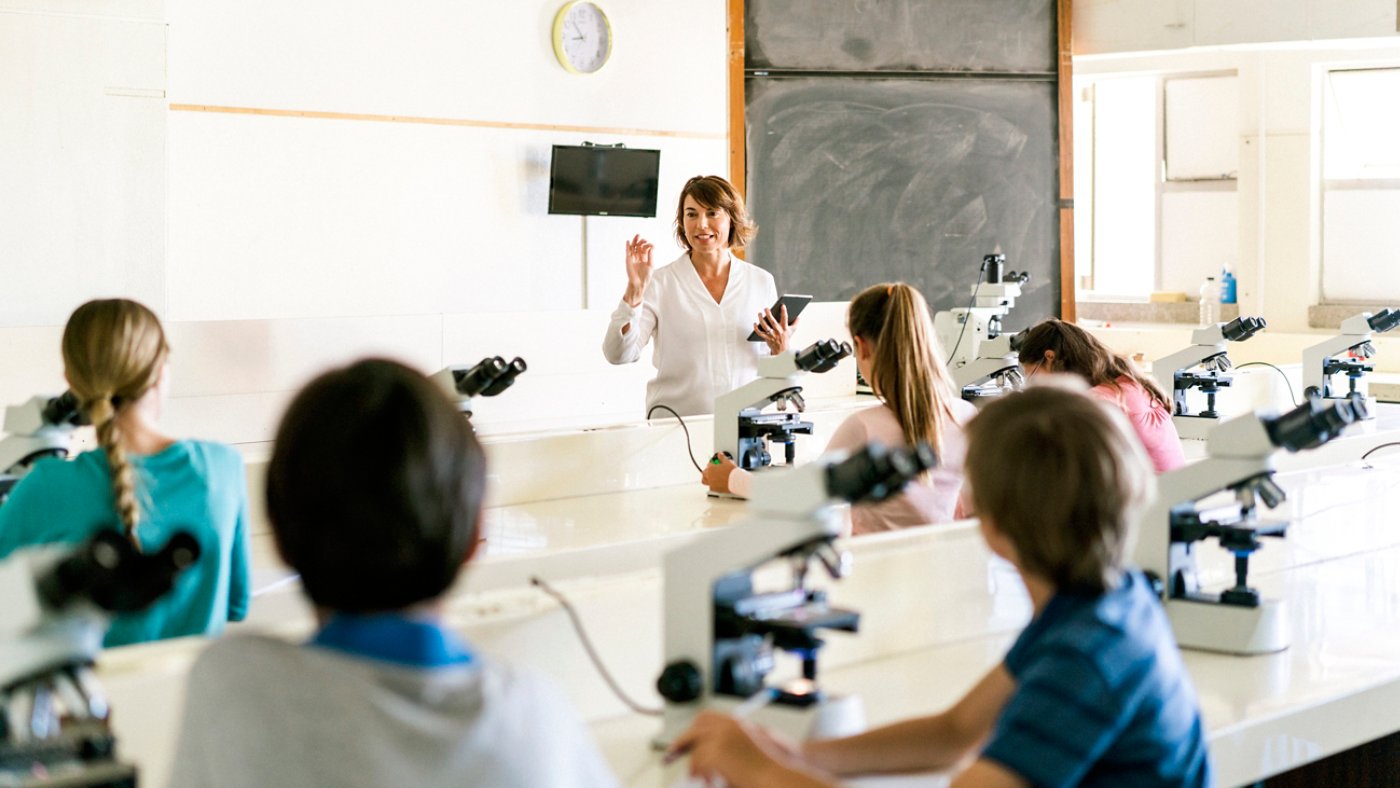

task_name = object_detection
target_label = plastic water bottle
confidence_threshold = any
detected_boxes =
[1220,266,1237,304]
[1199,276,1220,325]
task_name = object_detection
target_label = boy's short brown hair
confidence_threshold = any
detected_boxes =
[965,379,1154,594]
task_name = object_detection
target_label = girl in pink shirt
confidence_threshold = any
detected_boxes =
[703,282,976,533]
[1018,319,1185,472]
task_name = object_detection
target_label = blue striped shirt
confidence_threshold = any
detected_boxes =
[981,570,1212,787]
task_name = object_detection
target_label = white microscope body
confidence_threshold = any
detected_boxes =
[1135,396,1362,655]
[713,338,850,474]
[933,254,1030,401]
[1301,309,1400,418]
[0,392,84,504]
[432,356,528,419]
[1,530,200,785]
[1151,316,1267,439]
[654,443,934,747]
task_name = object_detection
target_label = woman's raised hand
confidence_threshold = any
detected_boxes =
[623,235,655,307]
[754,304,796,355]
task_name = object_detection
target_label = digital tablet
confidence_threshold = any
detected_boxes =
[748,294,812,341]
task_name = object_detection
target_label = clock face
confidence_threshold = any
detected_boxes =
[554,2,612,74]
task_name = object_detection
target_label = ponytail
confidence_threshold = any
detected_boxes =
[848,283,959,457]
[62,299,169,551]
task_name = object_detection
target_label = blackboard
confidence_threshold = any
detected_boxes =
[746,0,1056,74]
[744,77,1059,328]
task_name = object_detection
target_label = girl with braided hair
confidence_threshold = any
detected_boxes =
[0,299,249,646]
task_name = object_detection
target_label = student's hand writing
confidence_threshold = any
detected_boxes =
[754,305,796,355]
[623,235,655,307]
[702,452,738,493]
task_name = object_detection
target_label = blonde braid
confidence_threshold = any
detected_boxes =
[88,395,142,550]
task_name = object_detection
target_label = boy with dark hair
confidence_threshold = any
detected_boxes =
[671,381,1213,787]
[172,358,616,788]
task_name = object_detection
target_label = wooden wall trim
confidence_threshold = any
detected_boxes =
[1058,0,1076,321]
[727,0,746,195]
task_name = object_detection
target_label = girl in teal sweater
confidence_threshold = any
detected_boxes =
[0,299,250,646]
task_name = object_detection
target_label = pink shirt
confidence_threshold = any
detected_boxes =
[1089,376,1185,473]
[729,400,977,534]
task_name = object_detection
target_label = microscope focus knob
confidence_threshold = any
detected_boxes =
[656,660,703,703]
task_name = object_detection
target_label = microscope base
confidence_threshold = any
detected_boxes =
[653,694,866,750]
[1166,597,1289,655]
[1173,414,1225,440]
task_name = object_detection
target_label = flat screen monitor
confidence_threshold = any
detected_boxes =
[548,145,660,218]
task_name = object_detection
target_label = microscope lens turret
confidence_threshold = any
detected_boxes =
[825,442,936,504]
[1263,396,1358,453]
[1221,315,1267,342]
[1367,308,1400,334]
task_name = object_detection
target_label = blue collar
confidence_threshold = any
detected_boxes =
[310,614,475,668]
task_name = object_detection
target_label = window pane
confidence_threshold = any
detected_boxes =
[1324,69,1400,180]
[1322,188,1400,302]
[1089,77,1156,296]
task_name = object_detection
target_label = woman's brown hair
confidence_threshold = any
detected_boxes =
[847,283,960,459]
[673,175,758,252]
[1017,318,1172,410]
[61,299,170,550]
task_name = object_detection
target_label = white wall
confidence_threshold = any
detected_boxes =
[0,0,729,438]
[1076,0,1400,55]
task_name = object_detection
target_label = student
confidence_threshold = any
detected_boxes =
[1018,318,1186,472]
[0,298,249,647]
[602,174,794,417]
[170,358,616,788]
[673,382,1212,787]
[704,282,976,533]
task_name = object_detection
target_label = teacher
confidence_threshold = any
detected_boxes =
[602,175,794,417]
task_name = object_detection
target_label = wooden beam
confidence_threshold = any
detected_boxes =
[727,0,746,196]
[1057,0,1076,322]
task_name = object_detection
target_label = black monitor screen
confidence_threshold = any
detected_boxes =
[548,145,661,218]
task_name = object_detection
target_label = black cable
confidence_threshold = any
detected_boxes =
[1361,441,1400,464]
[530,576,663,717]
[945,260,990,366]
[1233,362,1299,407]
[647,404,703,472]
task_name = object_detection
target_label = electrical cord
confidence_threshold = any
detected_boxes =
[530,576,663,717]
[647,404,703,472]
[1361,441,1400,466]
[1233,362,1299,407]
[945,259,990,366]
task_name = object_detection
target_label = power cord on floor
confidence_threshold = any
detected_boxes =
[1233,361,1299,407]
[647,404,703,472]
[530,575,664,717]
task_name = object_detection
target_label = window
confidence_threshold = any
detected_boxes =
[1321,67,1400,304]
[1075,73,1239,301]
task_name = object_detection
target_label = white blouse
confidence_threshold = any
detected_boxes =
[602,252,778,418]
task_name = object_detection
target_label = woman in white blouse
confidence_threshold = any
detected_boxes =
[602,175,794,417]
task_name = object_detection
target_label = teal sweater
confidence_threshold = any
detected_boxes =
[0,440,251,647]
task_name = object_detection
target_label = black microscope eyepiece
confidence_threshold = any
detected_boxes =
[1221,315,1267,342]
[479,357,528,397]
[825,442,937,504]
[982,253,1006,284]
[1367,308,1400,334]
[41,390,88,427]
[37,529,202,614]
[794,339,853,373]
[452,357,507,397]
[1008,328,1029,354]
[1264,395,1359,453]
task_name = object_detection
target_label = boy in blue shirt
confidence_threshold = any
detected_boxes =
[171,359,615,788]
[671,381,1213,787]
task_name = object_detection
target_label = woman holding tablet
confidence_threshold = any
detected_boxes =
[602,175,795,417]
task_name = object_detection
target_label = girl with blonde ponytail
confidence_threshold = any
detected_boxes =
[0,299,250,647]
[703,283,978,533]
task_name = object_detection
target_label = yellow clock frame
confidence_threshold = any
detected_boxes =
[552,1,613,75]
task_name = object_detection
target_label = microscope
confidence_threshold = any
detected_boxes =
[1301,309,1400,417]
[1135,395,1364,655]
[1,392,85,505]
[1151,316,1268,439]
[431,356,528,418]
[713,339,852,476]
[1,529,200,786]
[654,442,936,746]
[933,254,1031,401]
